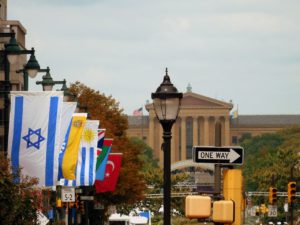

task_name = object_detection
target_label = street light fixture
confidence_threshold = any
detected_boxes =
[151,68,182,225]
[36,67,65,91]
[23,48,40,78]
[4,32,21,64]
[16,67,50,91]
[60,79,76,102]
[3,32,40,75]
[0,31,40,153]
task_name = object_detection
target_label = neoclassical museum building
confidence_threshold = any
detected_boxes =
[127,86,300,186]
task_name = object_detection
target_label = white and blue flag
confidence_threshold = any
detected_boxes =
[58,102,77,153]
[8,91,63,186]
[61,120,99,186]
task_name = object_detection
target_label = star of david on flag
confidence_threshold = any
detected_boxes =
[8,91,63,186]
[22,128,45,149]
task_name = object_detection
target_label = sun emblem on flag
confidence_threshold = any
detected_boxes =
[82,128,95,143]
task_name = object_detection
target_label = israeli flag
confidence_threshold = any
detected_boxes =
[8,91,63,186]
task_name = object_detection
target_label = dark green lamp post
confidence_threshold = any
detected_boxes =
[60,79,76,102]
[36,67,65,91]
[23,48,40,78]
[4,32,21,64]
[5,33,40,76]
[0,31,40,153]
[151,68,182,225]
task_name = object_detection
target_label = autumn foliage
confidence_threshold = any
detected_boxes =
[69,82,146,206]
[0,153,42,225]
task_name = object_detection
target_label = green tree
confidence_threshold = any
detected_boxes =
[241,126,300,192]
[241,126,300,221]
[0,153,42,225]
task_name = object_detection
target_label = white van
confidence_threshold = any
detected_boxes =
[109,213,130,225]
[129,216,148,225]
[108,214,148,225]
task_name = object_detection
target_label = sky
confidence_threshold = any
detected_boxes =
[8,0,300,115]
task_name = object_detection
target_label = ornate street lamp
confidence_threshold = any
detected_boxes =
[60,79,76,102]
[4,33,20,64]
[151,68,182,225]
[0,31,40,153]
[23,48,40,78]
[4,32,40,76]
[36,67,65,91]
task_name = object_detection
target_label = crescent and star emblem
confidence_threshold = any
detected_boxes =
[105,160,115,177]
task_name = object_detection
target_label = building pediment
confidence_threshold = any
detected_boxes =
[145,91,233,112]
[181,92,233,109]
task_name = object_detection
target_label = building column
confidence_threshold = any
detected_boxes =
[180,116,186,160]
[158,121,164,168]
[193,117,198,146]
[209,117,216,145]
[171,124,176,164]
[148,116,155,150]
[203,116,210,145]
[224,116,230,146]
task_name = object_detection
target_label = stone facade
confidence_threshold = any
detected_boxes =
[0,1,28,152]
[127,90,300,168]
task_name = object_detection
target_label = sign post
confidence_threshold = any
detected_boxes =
[268,205,278,217]
[193,146,244,165]
[61,187,75,202]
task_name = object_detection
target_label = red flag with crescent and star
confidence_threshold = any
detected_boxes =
[95,153,122,193]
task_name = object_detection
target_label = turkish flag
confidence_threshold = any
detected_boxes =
[95,153,122,193]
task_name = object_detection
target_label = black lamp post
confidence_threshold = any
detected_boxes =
[151,68,182,225]
[60,79,76,102]
[36,67,65,91]
[16,67,50,91]
[0,31,40,153]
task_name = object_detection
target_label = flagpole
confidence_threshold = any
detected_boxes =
[141,107,144,141]
[237,104,239,125]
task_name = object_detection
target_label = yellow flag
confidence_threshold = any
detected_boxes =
[62,113,87,180]
[233,110,238,119]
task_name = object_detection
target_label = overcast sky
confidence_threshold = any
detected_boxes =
[8,0,300,115]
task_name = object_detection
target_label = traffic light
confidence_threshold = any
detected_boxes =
[260,204,268,214]
[255,206,260,216]
[78,200,85,214]
[288,181,296,203]
[75,194,80,209]
[185,195,211,219]
[223,169,243,225]
[269,187,277,204]
[212,200,234,223]
[56,198,62,208]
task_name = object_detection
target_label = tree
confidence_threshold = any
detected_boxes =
[241,126,300,221]
[70,81,128,138]
[116,137,188,224]
[241,126,300,192]
[69,82,147,218]
[0,153,42,225]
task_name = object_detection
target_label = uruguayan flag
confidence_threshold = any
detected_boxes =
[8,91,63,186]
[62,120,99,186]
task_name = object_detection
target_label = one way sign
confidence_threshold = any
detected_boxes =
[193,146,244,165]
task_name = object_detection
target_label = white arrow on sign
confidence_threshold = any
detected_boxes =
[197,148,240,163]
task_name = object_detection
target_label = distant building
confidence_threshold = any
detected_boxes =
[127,86,300,168]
